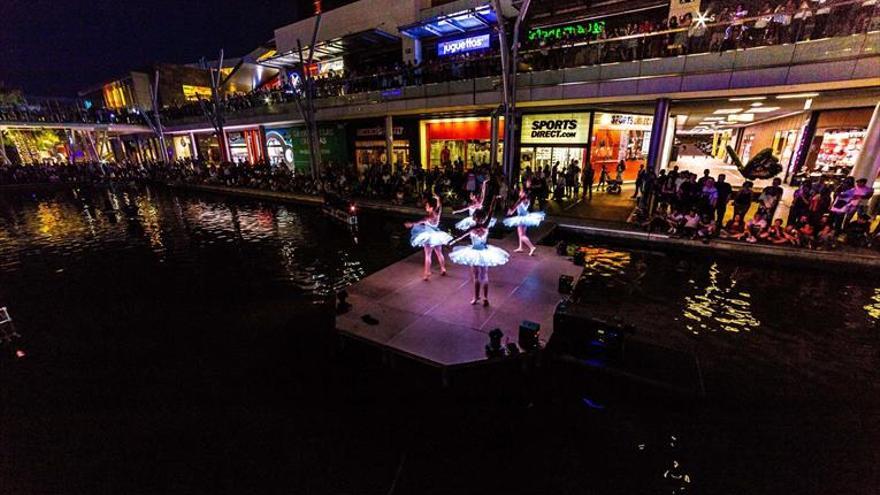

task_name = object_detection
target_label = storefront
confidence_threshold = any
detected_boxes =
[172,135,194,160]
[349,119,417,170]
[264,124,347,174]
[226,129,264,164]
[736,113,807,178]
[519,112,591,173]
[419,117,504,169]
[590,112,653,182]
[800,107,874,181]
[195,133,221,163]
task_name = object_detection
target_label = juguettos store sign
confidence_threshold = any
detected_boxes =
[521,113,591,145]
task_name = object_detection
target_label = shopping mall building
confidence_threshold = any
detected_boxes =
[2,0,879,193]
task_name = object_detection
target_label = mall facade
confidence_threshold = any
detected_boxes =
[3,0,878,193]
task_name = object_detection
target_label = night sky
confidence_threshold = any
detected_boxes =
[0,0,337,97]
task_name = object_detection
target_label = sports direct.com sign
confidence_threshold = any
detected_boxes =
[437,34,491,57]
[521,113,591,144]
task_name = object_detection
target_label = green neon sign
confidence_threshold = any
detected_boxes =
[527,21,606,42]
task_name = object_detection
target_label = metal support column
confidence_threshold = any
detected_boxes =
[490,109,500,171]
[385,115,395,169]
[646,98,670,173]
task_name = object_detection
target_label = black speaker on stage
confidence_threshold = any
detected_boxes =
[573,250,586,266]
[556,241,567,256]
[519,320,540,351]
[558,274,574,294]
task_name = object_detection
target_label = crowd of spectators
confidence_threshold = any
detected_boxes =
[0,102,145,125]
[2,158,879,251]
[638,166,878,250]
[527,0,877,69]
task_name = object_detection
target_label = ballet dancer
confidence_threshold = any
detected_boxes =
[503,186,545,256]
[449,207,509,306]
[405,193,453,281]
[452,180,496,231]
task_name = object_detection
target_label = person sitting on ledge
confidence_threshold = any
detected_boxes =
[720,213,747,240]
[815,220,836,250]
[760,218,788,245]
[681,209,701,239]
[744,209,769,244]
[697,214,717,243]
[843,213,871,247]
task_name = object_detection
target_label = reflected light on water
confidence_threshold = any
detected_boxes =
[683,263,761,335]
[865,288,880,321]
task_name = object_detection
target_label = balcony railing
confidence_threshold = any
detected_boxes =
[160,0,878,124]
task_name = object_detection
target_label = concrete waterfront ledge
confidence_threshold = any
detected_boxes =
[169,182,880,271]
[555,219,880,271]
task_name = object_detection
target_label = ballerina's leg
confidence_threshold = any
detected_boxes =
[471,266,480,304]
[521,225,536,255]
[422,245,432,279]
[434,246,446,274]
[480,266,489,304]
[515,225,525,251]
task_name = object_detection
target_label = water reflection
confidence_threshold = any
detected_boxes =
[0,186,409,300]
[865,288,880,321]
[683,263,761,335]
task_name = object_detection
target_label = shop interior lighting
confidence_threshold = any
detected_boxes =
[749,106,781,113]
[713,108,743,114]
[776,92,820,99]
[729,96,766,101]
[702,117,726,121]
[750,102,763,107]
[728,113,755,122]
[804,98,813,110]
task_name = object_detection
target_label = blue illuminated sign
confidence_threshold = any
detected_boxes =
[437,34,491,57]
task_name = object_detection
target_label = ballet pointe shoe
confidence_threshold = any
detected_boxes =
[422,272,431,281]
[470,297,480,305]
[514,247,524,253]
[440,268,447,276]
[483,299,489,307]
[529,247,536,256]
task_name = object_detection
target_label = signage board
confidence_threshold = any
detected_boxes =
[437,34,491,57]
[669,0,702,21]
[528,21,605,42]
[521,113,591,145]
[594,112,654,131]
[265,125,347,173]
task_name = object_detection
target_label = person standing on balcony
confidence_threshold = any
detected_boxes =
[792,0,814,41]
[812,0,832,38]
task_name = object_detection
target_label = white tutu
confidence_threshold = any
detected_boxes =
[455,216,497,231]
[503,211,545,228]
[449,245,510,267]
[410,224,453,247]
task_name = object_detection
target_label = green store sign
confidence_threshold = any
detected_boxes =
[292,127,347,173]
[528,21,606,42]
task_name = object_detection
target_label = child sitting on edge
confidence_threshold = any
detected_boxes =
[697,215,716,243]
[681,209,701,238]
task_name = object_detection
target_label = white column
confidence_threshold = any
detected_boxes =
[850,103,880,186]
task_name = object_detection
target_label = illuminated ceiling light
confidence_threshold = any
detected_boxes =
[776,92,820,99]
[804,98,813,110]
[729,113,755,122]
[702,117,726,121]
[751,102,763,107]
[713,108,743,114]
[749,106,781,113]
[729,96,766,101]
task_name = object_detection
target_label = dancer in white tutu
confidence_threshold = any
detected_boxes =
[452,180,496,231]
[503,186,545,256]
[449,207,509,306]
[405,193,453,281]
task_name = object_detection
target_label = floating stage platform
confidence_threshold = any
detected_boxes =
[336,223,581,369]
